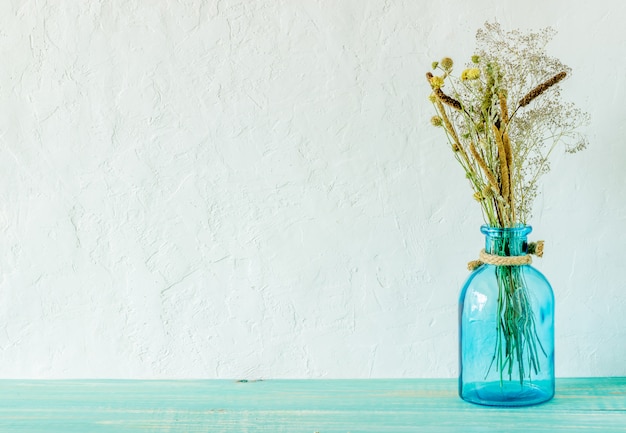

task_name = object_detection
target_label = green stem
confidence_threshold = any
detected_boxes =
[489,237,546,387]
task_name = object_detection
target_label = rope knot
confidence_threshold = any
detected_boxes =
[467,240,545,271]
[528,240,544,257]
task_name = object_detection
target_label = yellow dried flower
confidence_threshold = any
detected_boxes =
[431,61,439,69]
[428,93,437,103]
[429,75,445,89]
[430,116,443,127]
[471,55,480,64]
[440,57,454,70]
[468,69,481,79]
[426,72,462,110]
[460,68,481,81]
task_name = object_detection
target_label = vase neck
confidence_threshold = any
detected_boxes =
[481,225,531,256]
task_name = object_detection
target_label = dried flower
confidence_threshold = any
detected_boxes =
[428,75,445,89]
[460,68,481,80]
[434,88,462,110]
[426,21,588,224]
[440,57,454,70]
[431,61,439,69]
[518,71,567,108]
[431,116,443,127]
[426,73,462,110]
[469,141,500,196]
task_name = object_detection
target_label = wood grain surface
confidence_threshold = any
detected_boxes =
[0,378,624,432]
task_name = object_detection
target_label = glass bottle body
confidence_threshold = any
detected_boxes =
[459,225,555,407]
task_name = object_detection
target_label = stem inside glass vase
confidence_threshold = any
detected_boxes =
[482,226,546,387]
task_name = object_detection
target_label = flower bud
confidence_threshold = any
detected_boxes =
[461,68,481,81]
[430,116,443,127]
[429,75,445,89]
[441,57,454,70]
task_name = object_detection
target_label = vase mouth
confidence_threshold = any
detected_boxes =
[480,224,532,237]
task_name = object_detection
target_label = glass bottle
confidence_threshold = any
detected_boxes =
[459,225,555,406]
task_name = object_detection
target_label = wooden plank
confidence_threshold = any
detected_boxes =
[0,378,624,432]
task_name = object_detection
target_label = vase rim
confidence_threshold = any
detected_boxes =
[480,224,532,237]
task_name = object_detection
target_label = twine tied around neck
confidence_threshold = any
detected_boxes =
[467,241,544,271]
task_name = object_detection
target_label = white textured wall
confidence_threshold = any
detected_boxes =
[0,0,623,378]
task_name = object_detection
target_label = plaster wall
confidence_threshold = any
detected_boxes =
[0,0,623,378]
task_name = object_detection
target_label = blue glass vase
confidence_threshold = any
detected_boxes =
[459,225,555,406]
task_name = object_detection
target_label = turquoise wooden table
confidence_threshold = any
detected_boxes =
[0,378,625,432]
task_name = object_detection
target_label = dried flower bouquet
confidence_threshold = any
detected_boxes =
[427,22,588,386]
